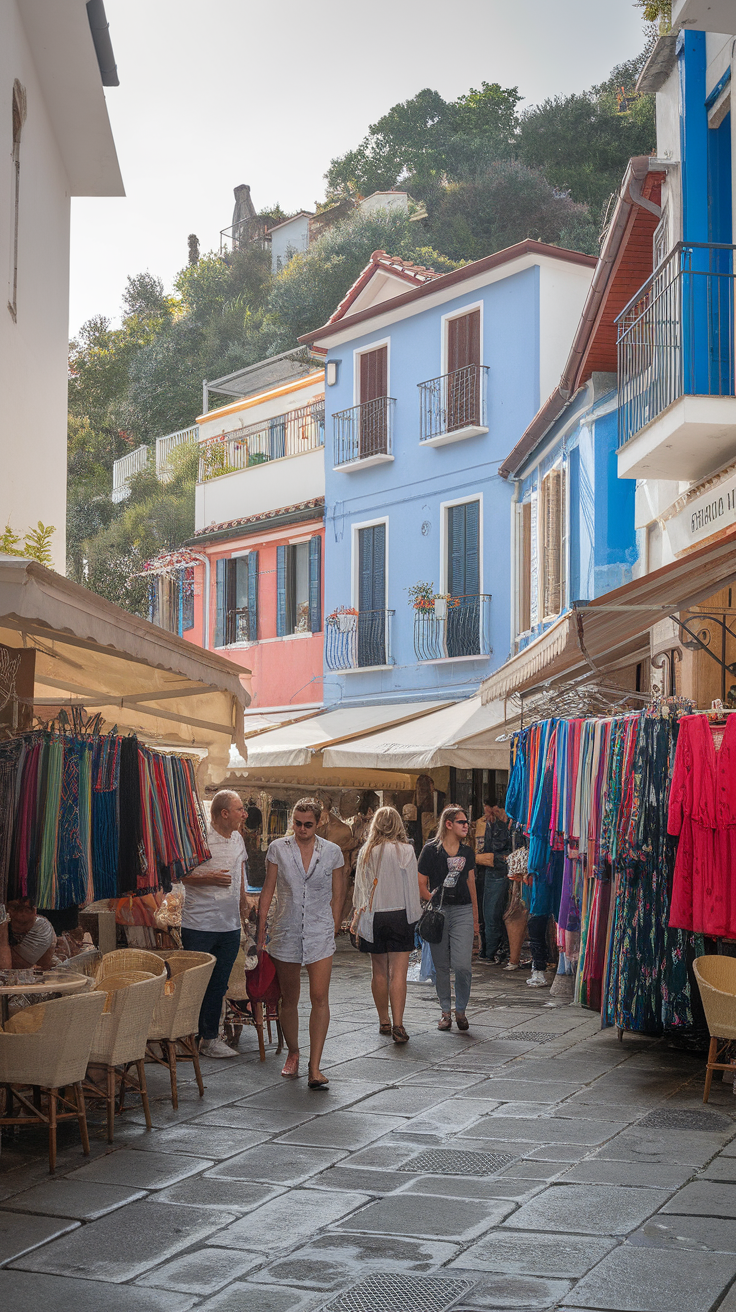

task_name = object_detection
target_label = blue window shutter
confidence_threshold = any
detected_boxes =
[309,536,321,632]
[247,550,258,640]
[215,558,226,647]
[373,523,385,610]
[276,545,287,637]
[464,500,480,597]
[448,505,465,597]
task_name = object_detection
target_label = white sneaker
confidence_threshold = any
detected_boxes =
[503,961,522,971]
[200,1037,237,1059]
[526,970,549,988]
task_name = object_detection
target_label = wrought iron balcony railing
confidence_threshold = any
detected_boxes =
[413,593,492,661]
[325,609,394,670]
[419,364,489,443]
[198,398,325,482]
[225,607,254,645]
[616,241,736,449]
[333,397,394,468]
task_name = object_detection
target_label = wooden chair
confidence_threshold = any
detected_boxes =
[85,972,165,1141]
[145,950,215,1109]
[693,955,736,1102]
[0,991,106,1172]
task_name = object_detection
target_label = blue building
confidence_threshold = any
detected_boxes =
[300,243,595,708]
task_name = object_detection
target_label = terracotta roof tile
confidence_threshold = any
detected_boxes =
[326,249,441,326]
[193,497,324,540]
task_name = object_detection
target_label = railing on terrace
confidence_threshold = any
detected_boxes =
[616,241,736,449]
[333,397,394,468]
[325,609,394,670]
[112,445,149,503]
[198,398,325,482]
[155,426,198,483]
[414,594,492,661]
[419,364,489,442]
[219,219,272,255]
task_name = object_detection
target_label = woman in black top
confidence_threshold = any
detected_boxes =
[418,805,479,1031]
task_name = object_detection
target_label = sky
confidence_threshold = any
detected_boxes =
[69,0,647,337]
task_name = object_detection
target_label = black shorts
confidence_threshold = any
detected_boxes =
[358,909,416,955]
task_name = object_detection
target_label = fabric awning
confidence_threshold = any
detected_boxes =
[322,696,515,771]
[480,526,736,703]
[0,557,250,785]
[244,701,454,769]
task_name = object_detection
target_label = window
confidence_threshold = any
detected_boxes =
[446,500,480,658]
[358,345,388,458]
[215,553,258,646]
[446,308,481,431]
[7,79,26,323]
[519,501,532,633]
[540,467,566,619]
[277,537,321,636]
[357,523,386,665]
[150,568,194,636]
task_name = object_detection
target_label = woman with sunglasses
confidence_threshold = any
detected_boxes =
[257,798,345,1089]
[418,805,480,1031]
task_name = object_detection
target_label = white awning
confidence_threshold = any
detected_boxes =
[0,557,250,785]
[243,701,454,769]
[322,696,514,771]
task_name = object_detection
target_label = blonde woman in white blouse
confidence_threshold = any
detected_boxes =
[350,806,422,1043]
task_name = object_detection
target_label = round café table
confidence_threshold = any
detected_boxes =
[0,970,91,1025]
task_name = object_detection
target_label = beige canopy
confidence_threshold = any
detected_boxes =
[0,557,250,785]
[322,696,515,771]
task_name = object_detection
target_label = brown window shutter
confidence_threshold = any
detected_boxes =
[448,311,480,373]
[542,470,562,617]
[360,347,387,402]
[520,502,532,632]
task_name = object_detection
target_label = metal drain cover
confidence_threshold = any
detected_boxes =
[398,1147,515,1176]
[506,1030,555,1043]
[638,1108,733,1132]
[325,1273,475,1312]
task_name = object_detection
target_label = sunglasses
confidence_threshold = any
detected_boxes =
[294,819,316,830]
[453,818,469,826]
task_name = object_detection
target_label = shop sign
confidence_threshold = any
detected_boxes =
[666,470,736,554]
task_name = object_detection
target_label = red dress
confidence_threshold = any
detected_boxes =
[668,714,736,937]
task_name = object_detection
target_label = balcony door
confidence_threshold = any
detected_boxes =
[359,346,387,458]
[447,501,480,657]
[447,310,480,430]
[358,523,386,666]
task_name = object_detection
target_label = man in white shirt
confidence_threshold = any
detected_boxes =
[6,899,57,969]
[181,790,248,1059]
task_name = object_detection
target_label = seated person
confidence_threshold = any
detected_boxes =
[7,898,57,970]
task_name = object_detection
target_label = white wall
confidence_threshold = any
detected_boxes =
[538,259,595,401]
[196,446,324,531]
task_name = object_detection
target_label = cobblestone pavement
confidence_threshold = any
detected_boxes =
[1,941,736,1312]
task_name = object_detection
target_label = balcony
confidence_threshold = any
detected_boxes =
[333,397,395,471]
[112,445,149,503]
[616,243,736,481]
[155,426,197,482]
[672,0,736,32]
[419,365,489,446]
[325,609,394,671]
[198,399,325,482]
[414,594,492,661]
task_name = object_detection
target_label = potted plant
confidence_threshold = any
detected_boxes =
[408,582,436,613]
[326,606,359,631]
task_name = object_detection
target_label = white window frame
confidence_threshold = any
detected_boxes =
[352,337,391,406]
[440,300,484,377]
[539,460,566,624]
[350,515,389,611]
[438,494,483,596]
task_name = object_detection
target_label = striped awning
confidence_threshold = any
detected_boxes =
[480,524,736,703]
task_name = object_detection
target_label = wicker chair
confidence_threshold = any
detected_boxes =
[85,972,166,1141]
[146,950,215,1109]
[0,991,106,1172]
[693,955,736,1102]
[94,948,168,983]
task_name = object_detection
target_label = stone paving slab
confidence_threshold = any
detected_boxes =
[136,1246,257,1294]
[461,1116,628,1145]
[700,1155,736,1181]
[10,1200,235,1282]
[195,1281,322,1312]
[400,1174,544,1201]
[0,1211,79,1265]
[628,1214,736,1251]
[443,1269,573,1308]
[402,1096,500,1134]
[558,1158,694,1189]
[310,1165,410,1193]
[0,1178,147,1220]
[128,1125,269,1158]
[189,1105,314,1131]
[468,1078,582,1103]
[65,1149,214,1190]
[0,1269,198,1312]
[332,1192,515,1241]
[563,1245,736,1311]
[155,1178,282,1212]
[503,1183,670,1235]
[590,1129,722,1167]
[450,1229,617,1276]
[211,1188,370,1252]
[251,1232,459,1290]
[348,1086,449,1116]
[660,1180,736,1217]
[238,1079,377,1113]
[205,1142,346,1185]
[275,1110,406,1149]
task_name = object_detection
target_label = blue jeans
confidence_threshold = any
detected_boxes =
[430,903,474,1014]
[483,875,509,959]
[180,927,240,1040]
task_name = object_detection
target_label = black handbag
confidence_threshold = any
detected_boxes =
[417,885,446,944]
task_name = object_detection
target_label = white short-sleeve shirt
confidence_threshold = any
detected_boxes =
[181,827,246,933]
[266,834,343,965]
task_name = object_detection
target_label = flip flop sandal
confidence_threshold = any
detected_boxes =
[438,1013,452,1031]
[392,1025,409,1044]
[379,1022,392,1035]
[455,1014,470,1031]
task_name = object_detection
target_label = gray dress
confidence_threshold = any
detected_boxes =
[266,835,344,965]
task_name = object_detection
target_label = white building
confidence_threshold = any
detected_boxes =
[0,0,123,571]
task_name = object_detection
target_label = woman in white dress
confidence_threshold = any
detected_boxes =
[257,798,344,1089]
[350,806,421,1043]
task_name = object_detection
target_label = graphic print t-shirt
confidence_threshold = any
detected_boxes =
[417,842,475,906]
